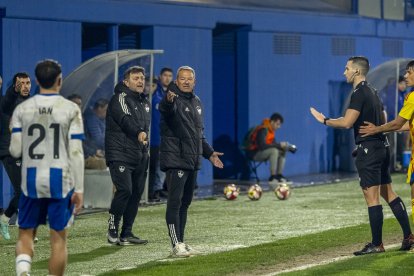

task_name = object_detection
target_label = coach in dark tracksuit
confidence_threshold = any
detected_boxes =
[105,66,150,246]
[0,73,31,240]
[159,66,223,257]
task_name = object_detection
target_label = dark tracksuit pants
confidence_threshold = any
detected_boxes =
[1,156,22,218]
[165,169,197,245]
[108,154,148,237]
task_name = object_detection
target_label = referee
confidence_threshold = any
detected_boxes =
[159,66,223,257]
[310,56,413,255]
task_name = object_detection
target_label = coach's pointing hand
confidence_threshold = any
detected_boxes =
[167,91,177,103]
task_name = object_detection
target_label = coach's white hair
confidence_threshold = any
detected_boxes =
[176,66,196,79]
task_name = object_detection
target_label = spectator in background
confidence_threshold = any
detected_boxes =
[68,94,106,169]
[149,68,173,201]
[0,72,31,240]
[245,113,293,184]
[145,76,158,95]
[85,98,108,150]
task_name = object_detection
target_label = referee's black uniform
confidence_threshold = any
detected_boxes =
[159,82,214,246]
[0,85,29,219]
[105,82,150,244]
[350,81,391,187]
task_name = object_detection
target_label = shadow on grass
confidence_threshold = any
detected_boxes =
[33,246,122,269]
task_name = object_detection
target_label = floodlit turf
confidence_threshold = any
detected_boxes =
[286,249,414,276]
[0,174,412,275]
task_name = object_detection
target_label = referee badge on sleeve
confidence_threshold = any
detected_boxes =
[178,170,184,178]
[119,166,125,173]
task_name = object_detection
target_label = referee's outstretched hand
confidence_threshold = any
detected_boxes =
[310,107,325,124]
[209,152,224,169]
[359,121,377,137]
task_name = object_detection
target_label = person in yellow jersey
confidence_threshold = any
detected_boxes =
[360,59,414,227]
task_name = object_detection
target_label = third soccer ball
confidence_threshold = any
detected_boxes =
[274,183,291,200]
[247,184,263,200]
[224,184,240,200]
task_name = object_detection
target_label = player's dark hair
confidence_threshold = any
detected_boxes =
[406,60,414,71]
[93,98,109,110]
[270,113,284,123]
[35,59,62,89]
[160,67,173,75]
[67,94,82,101]
[348,56,370,76]
[123,66,145,80]
[12,72,30,86]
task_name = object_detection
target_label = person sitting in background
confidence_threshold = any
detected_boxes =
[85,99,108,150]
[245,113,296,183]
[68,94,106,169]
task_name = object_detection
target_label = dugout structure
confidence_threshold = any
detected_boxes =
[61,49,164,205]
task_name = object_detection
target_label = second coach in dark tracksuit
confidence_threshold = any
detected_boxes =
[159,66,223,257]
[0,73,31,240]
[105,66,150,246]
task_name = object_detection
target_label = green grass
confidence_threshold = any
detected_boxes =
[287,248,414,276]
[0,174,412,275]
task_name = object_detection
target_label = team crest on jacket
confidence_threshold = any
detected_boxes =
[185,107,190,112]
[119,166,125,173]
[145,104,150,112]
[196,106,202,115]
[178,170,184,178]
[15,160,21,167]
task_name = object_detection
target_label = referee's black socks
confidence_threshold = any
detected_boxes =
[389,197,412,239]
[368,205,383,246]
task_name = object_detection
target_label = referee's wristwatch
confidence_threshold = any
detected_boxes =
[323,117,330,125]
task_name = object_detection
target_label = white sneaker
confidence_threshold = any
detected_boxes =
[184,244,201,256]
[171,242,190,258]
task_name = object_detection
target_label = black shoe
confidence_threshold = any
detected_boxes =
[107,214,119,244]
[353,243,385,256]
[149,192,161,202]
[276,174,290,182]
[118,234,148,246]
[268,175,277,182]
[155,189,168,198]
[400,234,414,251]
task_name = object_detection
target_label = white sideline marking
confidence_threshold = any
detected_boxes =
[263,243,400,276]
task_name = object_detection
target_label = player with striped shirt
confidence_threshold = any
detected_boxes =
[9,60,85,276]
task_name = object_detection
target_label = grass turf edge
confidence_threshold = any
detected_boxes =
[101,218,406,276]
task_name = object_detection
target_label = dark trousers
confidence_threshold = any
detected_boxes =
[1,156,22,218]
[108,155,148,236]
[165,169,197,245]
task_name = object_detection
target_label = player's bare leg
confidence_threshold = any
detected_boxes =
[49,229,68,276]
[362,185,380,206]
[411,183,414,222]
[380,184,398,203]
[15,228,35,276]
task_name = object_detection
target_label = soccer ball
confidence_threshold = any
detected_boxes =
[223,184,240,200]
[274,183,291,200]
[247,184,263,200]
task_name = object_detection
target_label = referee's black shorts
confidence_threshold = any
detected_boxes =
[355,139,392,188]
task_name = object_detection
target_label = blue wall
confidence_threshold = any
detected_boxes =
[0,0,414,192]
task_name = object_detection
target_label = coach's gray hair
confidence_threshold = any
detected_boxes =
[176,66,196,79]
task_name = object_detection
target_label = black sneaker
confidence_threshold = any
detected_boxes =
[268,175,278,182]
[353,243,385,256]
[107,229,119,244]
[107,214,119,244]
[118,234,148,246]
[400,234,414,251]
